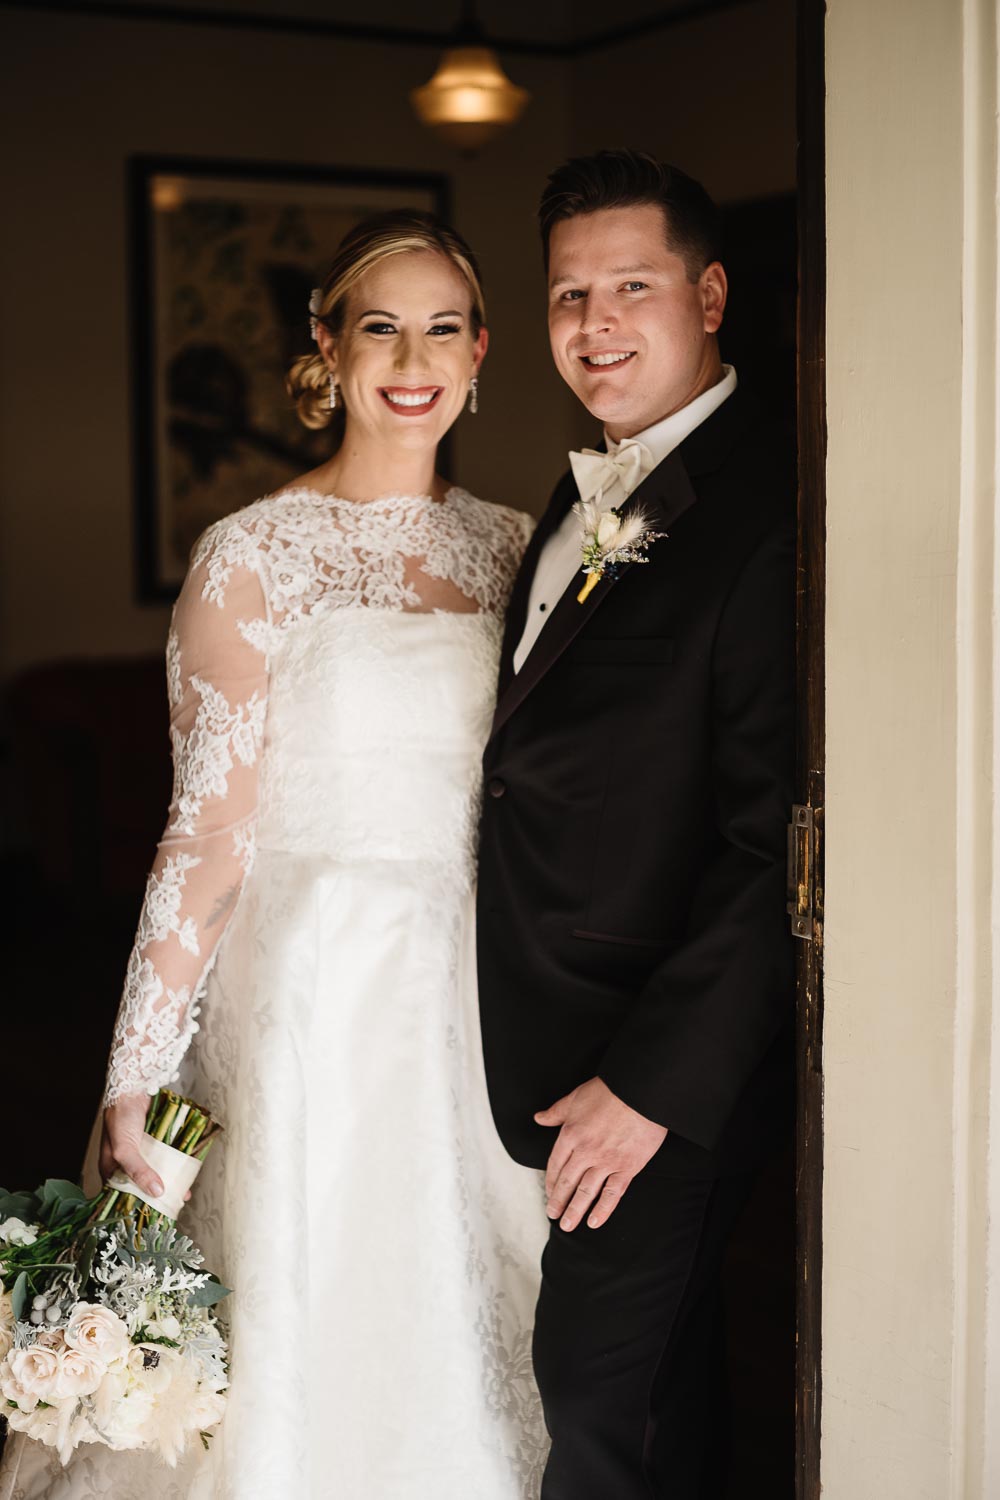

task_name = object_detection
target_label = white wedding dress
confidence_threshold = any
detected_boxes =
[1,486,550,1500]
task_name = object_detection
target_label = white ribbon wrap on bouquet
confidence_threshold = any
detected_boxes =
[107,1132,203,1219]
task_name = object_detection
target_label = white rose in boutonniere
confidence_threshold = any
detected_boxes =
[573,497,668,603]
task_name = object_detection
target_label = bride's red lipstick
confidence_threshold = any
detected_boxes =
[378,386,443,415]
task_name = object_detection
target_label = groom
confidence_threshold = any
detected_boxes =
[477,150,795,1497]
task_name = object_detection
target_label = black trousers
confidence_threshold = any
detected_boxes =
[532,1168,755,1500]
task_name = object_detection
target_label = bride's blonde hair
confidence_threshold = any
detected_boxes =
[288,210,486,432]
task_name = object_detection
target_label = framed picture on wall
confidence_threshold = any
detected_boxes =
[129,155,450,603]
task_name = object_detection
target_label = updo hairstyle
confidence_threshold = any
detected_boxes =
[288,210,486,431]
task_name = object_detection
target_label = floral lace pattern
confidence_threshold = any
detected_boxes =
[103,487,530,1105]
[168,676,267,837]
[194,486,532,626]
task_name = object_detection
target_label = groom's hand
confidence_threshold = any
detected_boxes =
[534,1077,668,1231]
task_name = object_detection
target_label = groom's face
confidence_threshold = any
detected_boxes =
[546,203,726,441]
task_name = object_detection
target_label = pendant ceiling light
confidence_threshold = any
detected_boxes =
[411,1,530,153]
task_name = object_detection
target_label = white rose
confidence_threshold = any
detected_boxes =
[0,1217,38,1247]
[596,512,621,548]
[64,1304,130,1368]
[145,1314,181,1343]
[1,1345,61,1410]
[187,1381,226,1432]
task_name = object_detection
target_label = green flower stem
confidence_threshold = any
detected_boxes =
[149,1095,181,1146]
[193,1126,222,1157]
[6,1203,96,1264]
[173,1111,207,1155]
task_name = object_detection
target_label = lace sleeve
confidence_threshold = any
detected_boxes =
[104,540,269,1104]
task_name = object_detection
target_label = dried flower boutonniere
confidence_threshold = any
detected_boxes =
[574,497,667,603]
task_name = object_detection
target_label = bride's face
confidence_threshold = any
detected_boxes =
[321,250,488,453]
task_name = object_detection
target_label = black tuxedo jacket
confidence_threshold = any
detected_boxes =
[476,388,796,1177]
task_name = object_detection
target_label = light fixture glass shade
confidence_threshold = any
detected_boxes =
[411,46,530,151]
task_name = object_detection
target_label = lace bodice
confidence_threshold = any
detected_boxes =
[104,486,532,1104]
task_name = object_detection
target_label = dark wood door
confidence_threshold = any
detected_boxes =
[794,1,826,1496]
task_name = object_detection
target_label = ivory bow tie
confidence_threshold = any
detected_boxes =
[569,438,652,507]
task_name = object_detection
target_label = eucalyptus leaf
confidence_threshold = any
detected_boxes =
[11,1272,28,1321]
[188,1276,231,1308]
[0,1192,40,1224]
[40,1180,86,1213]
[76,1230,97,1286]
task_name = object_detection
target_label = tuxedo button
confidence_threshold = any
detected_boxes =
[487,777,506,799]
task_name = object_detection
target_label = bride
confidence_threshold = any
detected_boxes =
[2,211,549,1499]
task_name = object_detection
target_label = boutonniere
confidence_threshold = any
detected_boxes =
[573,497,668,603]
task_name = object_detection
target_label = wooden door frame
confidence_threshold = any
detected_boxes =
[794,1,826,1496]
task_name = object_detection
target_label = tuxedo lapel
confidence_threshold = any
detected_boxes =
[490,448,700,739]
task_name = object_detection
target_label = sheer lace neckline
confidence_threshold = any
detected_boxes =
[270,484,461,510]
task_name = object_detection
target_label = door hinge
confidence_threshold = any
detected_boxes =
[787,804,821,942]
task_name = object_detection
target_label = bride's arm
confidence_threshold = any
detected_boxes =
[100,537,269,1196]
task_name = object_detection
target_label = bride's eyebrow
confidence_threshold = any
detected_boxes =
[356,308,464,321]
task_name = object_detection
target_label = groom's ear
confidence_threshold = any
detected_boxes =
[700,262,727,334]
[472,325,489,373]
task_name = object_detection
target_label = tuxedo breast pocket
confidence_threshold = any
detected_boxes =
[572,928,678,953]
[569,638,674,665]
[569,928,679,981]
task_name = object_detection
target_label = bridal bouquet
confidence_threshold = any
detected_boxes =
[0,1091,229,1466]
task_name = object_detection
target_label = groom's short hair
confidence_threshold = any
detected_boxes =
[538,149,722,283]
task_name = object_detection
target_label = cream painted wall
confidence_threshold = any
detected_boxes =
[823,0,1000,1494]
[0,10,573,676]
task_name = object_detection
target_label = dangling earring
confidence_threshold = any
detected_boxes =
[468,376,479,415]
[329,374,338,411]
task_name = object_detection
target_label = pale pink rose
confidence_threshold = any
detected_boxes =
[64,1303,130,1367]
[0,1291,15,1361]
[54,1346,104,1400]
[1,1345,63,1410]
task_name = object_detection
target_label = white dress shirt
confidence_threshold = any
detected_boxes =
[513,366,738,673]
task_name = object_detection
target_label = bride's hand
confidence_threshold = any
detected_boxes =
[100,1093,164,1200]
